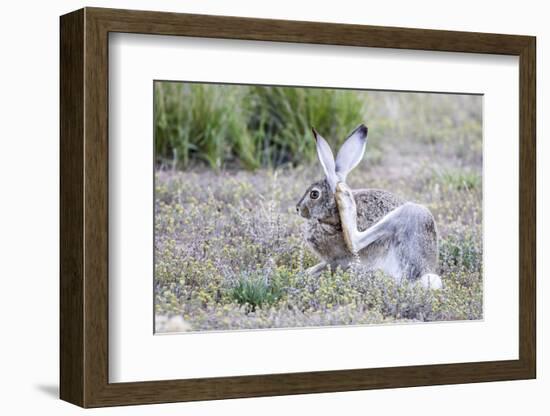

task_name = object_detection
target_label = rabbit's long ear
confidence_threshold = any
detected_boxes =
[335,124,368,182]
[312,128,338,192]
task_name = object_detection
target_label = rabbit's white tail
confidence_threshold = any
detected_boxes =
[420,273,442,290]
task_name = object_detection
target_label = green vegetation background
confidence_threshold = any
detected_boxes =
[154,82,483,332]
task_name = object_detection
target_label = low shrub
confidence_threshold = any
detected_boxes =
[230,272,283,312]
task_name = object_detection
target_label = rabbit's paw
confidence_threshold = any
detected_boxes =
[335,182,354,211]
[335,182,357,227]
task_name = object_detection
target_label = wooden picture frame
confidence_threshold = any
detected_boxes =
[60,7,536,408]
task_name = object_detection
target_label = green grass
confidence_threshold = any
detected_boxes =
[154,82,258,170]
[155,82,482,173]
[436,169,482,191]
[231,272,283,312]
[155,82,377,170]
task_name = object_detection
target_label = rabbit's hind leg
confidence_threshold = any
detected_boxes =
[335,183,359,253]
[392,203,441,289]
[336,182,401,254]
[336,185,442,289]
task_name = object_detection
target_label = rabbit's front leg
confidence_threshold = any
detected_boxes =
[335,182,395,254]
[306,261,328,277]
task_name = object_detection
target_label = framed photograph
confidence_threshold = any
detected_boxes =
[60,7,536,408]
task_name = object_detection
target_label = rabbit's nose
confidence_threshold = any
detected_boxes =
[296,205,309,218]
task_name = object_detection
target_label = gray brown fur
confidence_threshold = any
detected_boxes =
[297,179,439,284]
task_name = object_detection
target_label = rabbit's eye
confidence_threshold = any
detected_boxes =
[310,189,320,199]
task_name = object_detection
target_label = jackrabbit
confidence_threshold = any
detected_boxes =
[296,124,442,289]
